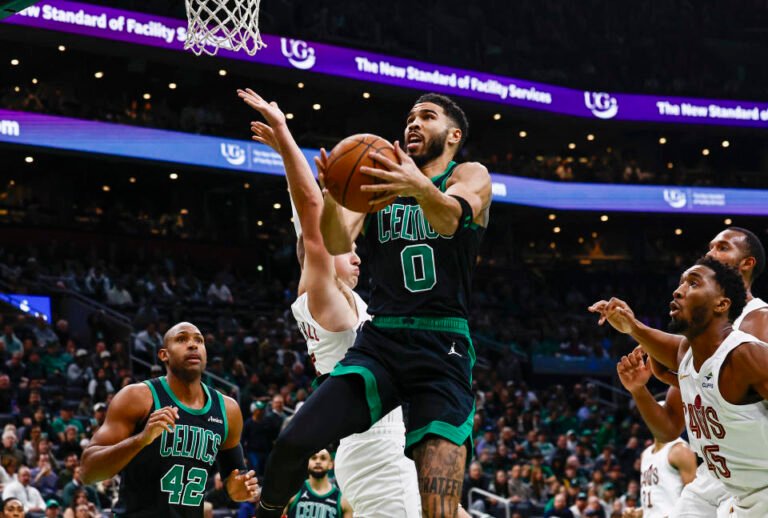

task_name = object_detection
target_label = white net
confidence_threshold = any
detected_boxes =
[184,0,266,56]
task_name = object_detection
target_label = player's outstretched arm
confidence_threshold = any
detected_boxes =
[668,442,697,486]
[219,395,260,502]
[617,349,685,442]
[238,89,325,246]
[81,383,177,484]
[589,297,683,369]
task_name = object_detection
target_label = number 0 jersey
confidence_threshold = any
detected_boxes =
[362,161,485,318]
[678,329,768,497]
[114,376,228,518]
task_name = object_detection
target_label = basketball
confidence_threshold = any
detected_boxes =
[323,134,399,213]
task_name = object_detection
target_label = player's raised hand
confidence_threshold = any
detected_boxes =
[588,297,636,334]
[617,348,652,393]
[237,88,286,128]
[359,141,431,204]
[250,121,279,152]
[138,406,179,446]
[225,469,260,502]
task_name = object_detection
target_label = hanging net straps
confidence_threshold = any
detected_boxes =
[184,0,266,56]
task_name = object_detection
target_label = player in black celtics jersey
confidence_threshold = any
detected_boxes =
[257,93,491,518]
[80,322,260,517]
[285,449,352,518]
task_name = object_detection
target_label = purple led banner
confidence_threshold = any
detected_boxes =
[4,0,768,128]
[2,108,767,215]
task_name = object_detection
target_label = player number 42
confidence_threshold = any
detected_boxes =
[702,445,731,479]
[160,464,208,506]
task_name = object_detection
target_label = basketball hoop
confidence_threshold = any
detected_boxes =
[184,0,266,56]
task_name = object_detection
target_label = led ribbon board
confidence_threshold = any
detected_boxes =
[1,109,766,215]
[0,293,53,321]
[4,0,768,128]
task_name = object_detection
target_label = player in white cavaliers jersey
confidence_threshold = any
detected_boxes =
[239,89,421,517]
[590,227,767,517]
[616,351,697,518]
[596,256,768,517]
[639,438,694,517]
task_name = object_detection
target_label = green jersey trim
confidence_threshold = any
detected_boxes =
[304,480,338,500]
[404,402,476,454]
[216,390,228,443]
[144,380,161,410]
[430,161,457,183]
[158,376,213,416]
[371,315,468,335]
[328,364,382,426]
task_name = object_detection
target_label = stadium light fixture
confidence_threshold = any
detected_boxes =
[659,137,667,145]
[587,134,595,141]
[94,71,104,79]
[721,140,730,148]
[702,148,710,156]
[10,59,19,66]
[519,130,527,138]
[24,156,34,163]
[218,69,227,76]
[600,215,609,222]
[58,45,66,52]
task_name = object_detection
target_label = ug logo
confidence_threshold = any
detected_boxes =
[584,91,619,119]
[220,143,246,166]
[663,189,687,209]
[280,38,316,70]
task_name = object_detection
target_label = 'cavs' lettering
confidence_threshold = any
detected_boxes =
[641,465,659,487]
[683,396,726,440]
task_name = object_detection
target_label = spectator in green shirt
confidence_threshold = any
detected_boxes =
[50,406,84,443]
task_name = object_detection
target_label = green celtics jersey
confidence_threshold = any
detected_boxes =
[363,161,485,318]
[286,480,343,518]
[114,376,228,518]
